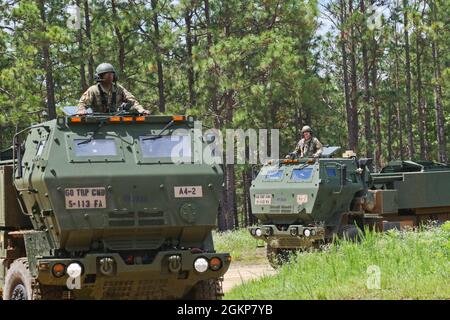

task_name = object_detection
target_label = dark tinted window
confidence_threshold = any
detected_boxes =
[327,168,337,177]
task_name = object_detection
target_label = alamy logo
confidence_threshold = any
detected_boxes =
[67,5,81,30]
[366,265,381,290]
[66,263,82,290]
[366,5,383,31]
[169,121,280,165]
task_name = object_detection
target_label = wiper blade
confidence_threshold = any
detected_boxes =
[143,120,175,141]
[77,119,107,145]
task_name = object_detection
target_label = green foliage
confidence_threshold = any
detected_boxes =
[225,224,450,299]
[213,228,267,264]
[0,0,449,226]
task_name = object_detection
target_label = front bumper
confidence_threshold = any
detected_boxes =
[249,224,325,249]
[35,250,231,299]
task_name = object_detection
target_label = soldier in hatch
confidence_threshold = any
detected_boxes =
[291,125,323,158]
[77,63,150,115]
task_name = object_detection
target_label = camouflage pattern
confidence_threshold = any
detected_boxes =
[293,136,323,158]
[78,83,148,114]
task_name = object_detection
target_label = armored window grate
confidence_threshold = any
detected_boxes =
[108,211,166,227]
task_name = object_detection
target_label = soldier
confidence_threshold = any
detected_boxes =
[77,63,150,115]
[291,125,323,158]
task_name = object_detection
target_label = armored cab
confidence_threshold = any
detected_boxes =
[1,113,230,300]
[249,148,450,267]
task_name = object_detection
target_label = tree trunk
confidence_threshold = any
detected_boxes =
[387,103,393,161]
[360,0,372,159]
[403,0,414,159]
[76,0,87,92]
[242,169,255,227]
[349,0,359,153]
[371,47,382,170]
[242,170,248,227]
[0,124,3,150]
[185,6,195,109]
[204,0,213,49]
[84,0,94,84]
[151,0,166,113]
[431,2,447,163]
[222,90,236,231]
[111,0,126,82]
[38,0,56,120]
[394,1,404,160]
[339,0,354,151]
[204,0,219,123]
[415,24,427,160]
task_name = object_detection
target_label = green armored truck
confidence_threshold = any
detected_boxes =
[249,147,450,267]
[0,112,230,299]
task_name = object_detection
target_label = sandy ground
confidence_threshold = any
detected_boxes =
[222,263,277,293]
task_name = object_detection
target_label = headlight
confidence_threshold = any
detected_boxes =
[67,262,83,278]
[255,228,263,237]
[311,229,317,236]
[194,258,209,273]
[303,229,311,237]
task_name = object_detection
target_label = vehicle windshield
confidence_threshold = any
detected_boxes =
[291,167,313,181]
[74,139,117,157]
[139,135,192,161]
[264,169,284,180]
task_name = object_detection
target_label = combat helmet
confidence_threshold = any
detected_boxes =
[95,63,117,82]
[301,125,312,134]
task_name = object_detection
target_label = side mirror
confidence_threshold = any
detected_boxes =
[340,165,347,186]
[358,158,373,169]
[14,137,23,179]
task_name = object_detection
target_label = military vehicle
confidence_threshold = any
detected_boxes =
[249,147,450,267]
[0,110,230,299]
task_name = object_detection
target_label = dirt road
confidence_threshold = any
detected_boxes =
[222,263,277,293]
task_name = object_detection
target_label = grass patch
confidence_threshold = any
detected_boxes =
[225,222,450,300]
[213,228,267,264]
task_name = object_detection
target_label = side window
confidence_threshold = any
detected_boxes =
[326,167,337,177]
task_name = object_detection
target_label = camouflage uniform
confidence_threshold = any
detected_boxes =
[293,137,323,158]
[78,83,147,114]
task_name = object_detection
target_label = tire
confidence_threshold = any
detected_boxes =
[340,225,361,242]
[35,285,65,300]
[3,258,34,300]
[266,245,291,269]
[184,278,223,300]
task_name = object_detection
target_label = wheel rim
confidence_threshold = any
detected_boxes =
[11,283,27,300]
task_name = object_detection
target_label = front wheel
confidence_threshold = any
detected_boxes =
[183,278,223,300]
[266,245,293,269]
[339,225,361,242]
[3,258,34,300]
